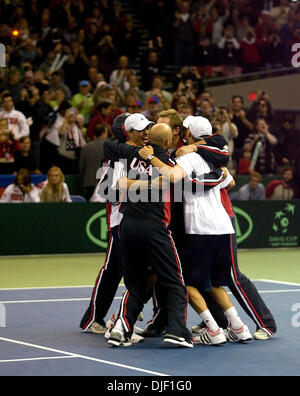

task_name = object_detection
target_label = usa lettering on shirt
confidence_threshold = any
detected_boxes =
[129,158,153,176]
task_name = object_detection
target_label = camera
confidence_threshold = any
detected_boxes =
[68,108,77,116]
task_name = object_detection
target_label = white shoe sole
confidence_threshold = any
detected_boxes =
[107,337,132,347]
[194,337,227,346]
[163,338,194,348]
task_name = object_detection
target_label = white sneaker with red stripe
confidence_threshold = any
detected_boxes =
[226,325,252,343]
[193,327,227,346]
[104,313,144,343]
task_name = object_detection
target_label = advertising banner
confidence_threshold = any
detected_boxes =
[0,201,299,256]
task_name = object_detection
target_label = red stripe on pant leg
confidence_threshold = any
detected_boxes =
[122,291,131,332]
[82,234,113,331]
[168,233,189,323]
[82,268,104,331]
[230,234,273,335]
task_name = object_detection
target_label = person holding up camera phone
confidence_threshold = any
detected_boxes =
[57,107,86,174]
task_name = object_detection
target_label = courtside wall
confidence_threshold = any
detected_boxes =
[1,201,299,255]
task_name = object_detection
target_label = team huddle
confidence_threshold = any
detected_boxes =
[80,109,276,348]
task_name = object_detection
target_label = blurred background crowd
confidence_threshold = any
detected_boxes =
[0,0,300,202]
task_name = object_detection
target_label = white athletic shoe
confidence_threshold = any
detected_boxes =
[104,314,144,343]
[107,329,132,347]
[253,328,271,340]
[164,334,194,348]
[193,327,227,346]
[226,325,252,343]
[107,329,143,345]
[89,322,107,334]
[131,332,144,343]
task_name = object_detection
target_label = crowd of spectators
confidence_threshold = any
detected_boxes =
[0,0,299,201]
[134,0,300,75]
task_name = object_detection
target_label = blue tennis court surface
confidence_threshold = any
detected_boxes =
[0,280,300,377]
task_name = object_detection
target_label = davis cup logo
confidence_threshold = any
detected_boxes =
[268,203,297,247]
[86,209,108,249]
[233,207,253,245]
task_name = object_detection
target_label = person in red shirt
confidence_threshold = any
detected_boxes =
[240,28,261,74]
[265,166,296,200]
[237,144,252,174]
[86,100,113,140]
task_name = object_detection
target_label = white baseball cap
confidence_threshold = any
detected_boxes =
[124,113,154,132]
[183,115,212,139]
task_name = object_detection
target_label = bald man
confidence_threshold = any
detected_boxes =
[149,122,174,151]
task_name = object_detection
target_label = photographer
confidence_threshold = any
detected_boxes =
[57,107,86,174]
[39,101,71,174]
[245,118,277,175]
[173,66,204,96]
[213,106,238,172]
[49,71,72,100]
[145,75,172,108]
[0,168,40,203]
[249,91,274,125]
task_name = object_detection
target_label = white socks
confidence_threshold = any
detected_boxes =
[200,309,220,333]
[225,307,244,329]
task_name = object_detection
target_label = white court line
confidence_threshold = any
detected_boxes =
[0,336,169,376]
[0,285,125,291]
[0,286,94,291]
[1,290,300,305]
[255,279,300,287]
[1,280,299,292]
[0,356,76,363]
[256,289,300,293]
[0,297,121,304]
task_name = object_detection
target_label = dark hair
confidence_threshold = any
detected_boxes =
[2,93,13,101]
[232,95,244,104]
[52,71,63,77]
[112,112,130,142]
[219,106,229,112]
[94,124,109,138]
[58,101,71,113]
[281,166,294,176]
[97,100,112,112]
[249,171,262,182]
[152,74,164,83]
[15,168,31,186]
[19,136,31,144]
[282,114,294,124]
